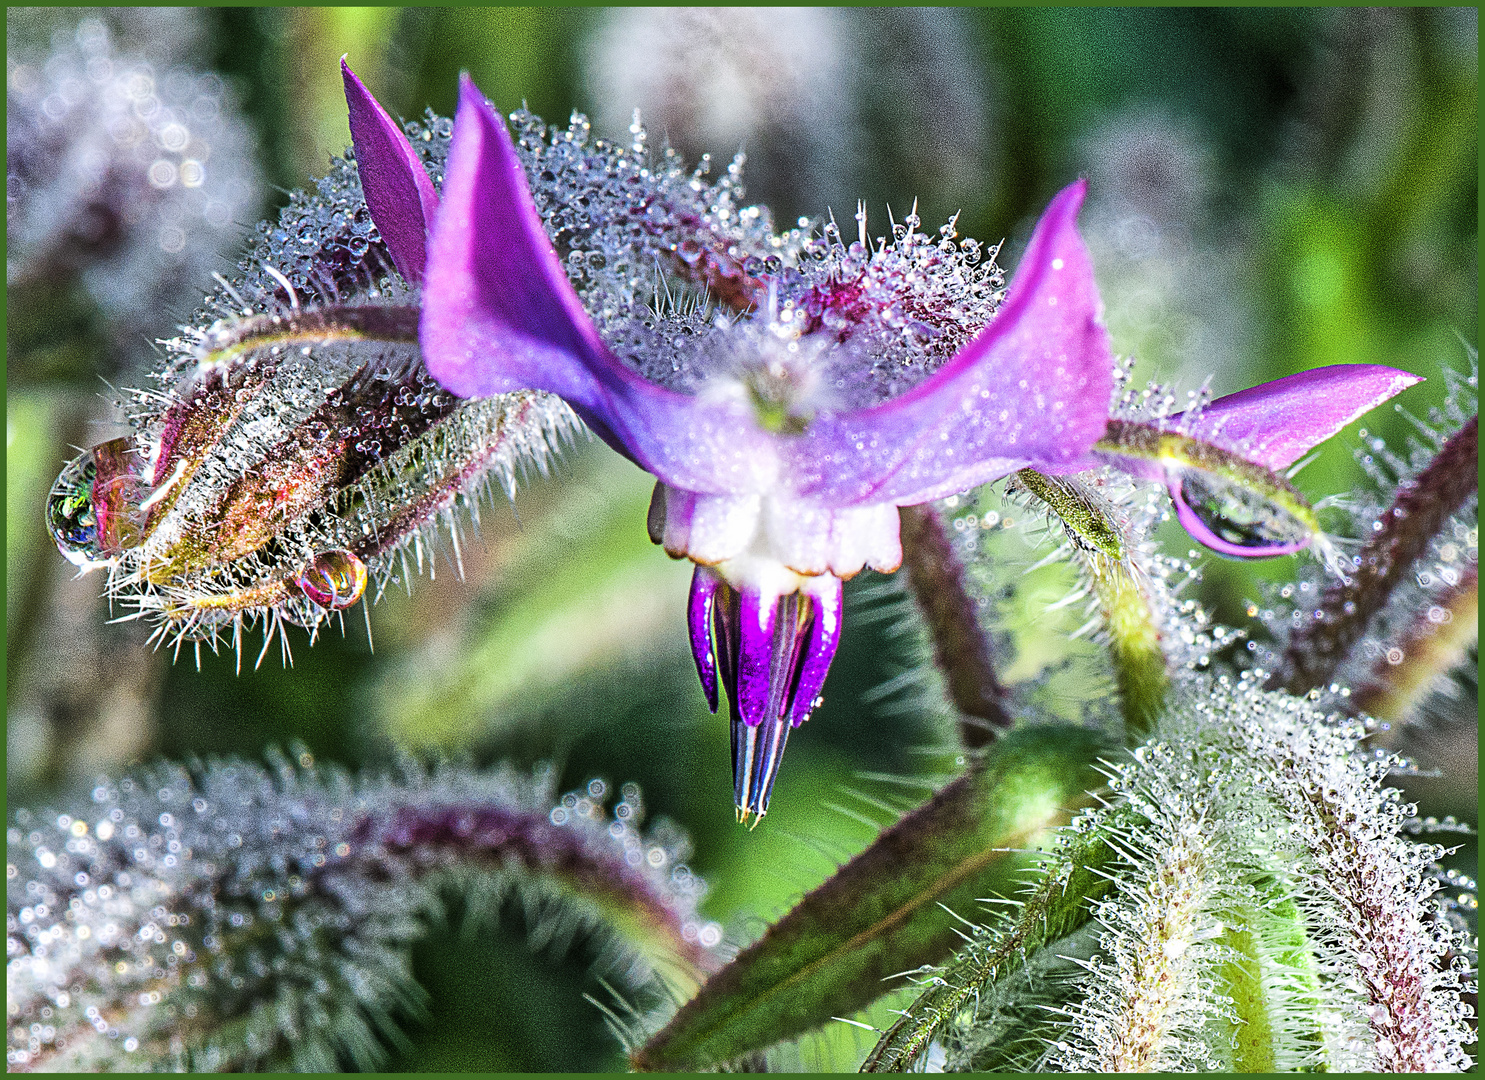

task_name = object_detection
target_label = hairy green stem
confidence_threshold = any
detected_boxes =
[859,806,1130,1072]
[1015,469,1170,737]
[1270,416,1477,695]
[8,761,712,1072]
[1217,887,1326,1073]
[1218,923,1278,1073]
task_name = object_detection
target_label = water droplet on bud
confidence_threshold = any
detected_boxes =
[47,453,101,564]
[295,550,367,610]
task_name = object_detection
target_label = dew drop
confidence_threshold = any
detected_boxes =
[294,550,368,610]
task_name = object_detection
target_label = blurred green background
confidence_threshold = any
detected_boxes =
[7,8,1477,1071]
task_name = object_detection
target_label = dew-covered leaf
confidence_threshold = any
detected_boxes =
[632,723,1109,1071]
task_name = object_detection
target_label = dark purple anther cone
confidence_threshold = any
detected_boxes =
[687,568,721,711]
[689,566,844,824]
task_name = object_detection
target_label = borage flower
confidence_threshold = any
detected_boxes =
[343,66,1419,822]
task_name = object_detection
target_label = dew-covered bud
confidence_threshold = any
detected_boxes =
[45,114,577,654]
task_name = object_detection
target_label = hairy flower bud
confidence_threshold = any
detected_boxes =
[45,122,576,658]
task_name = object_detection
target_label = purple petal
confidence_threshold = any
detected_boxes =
[419,76,776,490]
[421,75,607,396]
[1177,365,1423,471]
[734,589,778,728]
[786,180,1115,506]
[687,565,720,712]
[341,59,439,284]
[788,577,843,727]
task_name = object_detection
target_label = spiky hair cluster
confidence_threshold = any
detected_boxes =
[1057,677,1474,1070]
[7,756,720,1071]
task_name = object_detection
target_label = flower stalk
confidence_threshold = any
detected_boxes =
[1348,564,1478,723]
[897,504,1011,748]
[1013,468,1170,737]
[1271,416,1478,696]
[7,758,719,1072]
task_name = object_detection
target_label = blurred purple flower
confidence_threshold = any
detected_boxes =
[341,66,1420,821]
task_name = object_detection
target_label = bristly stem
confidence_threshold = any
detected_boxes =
[1214,889,1324,1073]
[7,761,717,1072]
[350,801,721,978]
[1014,470,1170,738]
[1347,564,1477,723]
[1270,416,1477,696]
[898,504,1011,748]
[1229,691,1476,1071]
[859,808,1128,1072]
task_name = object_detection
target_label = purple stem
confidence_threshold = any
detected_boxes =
[898,504,1011,748]
[353,801,720,976]
[1270,416,1477,696]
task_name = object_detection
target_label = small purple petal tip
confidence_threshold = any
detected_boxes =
[1169,483,1313,559]
[732,714,791,825]
[788,578,843,727]
[688,566,720,713]
[341,58,439,284]
[1186,364,1423,472]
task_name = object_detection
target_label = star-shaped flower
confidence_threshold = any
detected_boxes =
[342,64,1420,822]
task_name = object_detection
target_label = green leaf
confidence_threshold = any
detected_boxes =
[632,724,1110,1071]
[860,803,1135,1072]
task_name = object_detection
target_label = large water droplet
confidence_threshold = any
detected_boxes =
[47,452,101,563]
[294,550,367,609]
[1170,469,1314,558]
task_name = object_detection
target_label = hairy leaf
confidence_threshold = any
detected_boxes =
[633,724,1109,1070]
